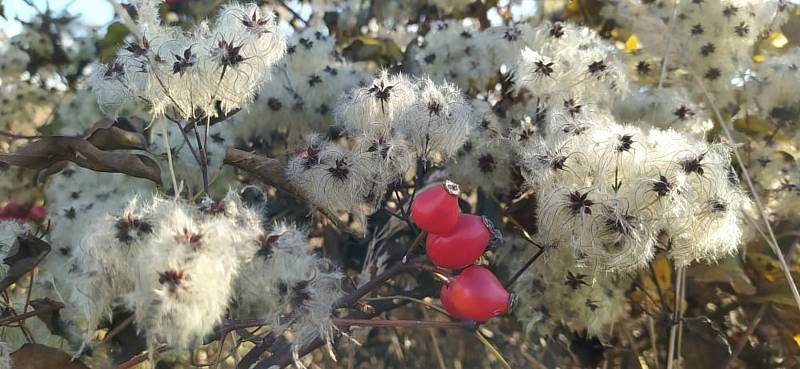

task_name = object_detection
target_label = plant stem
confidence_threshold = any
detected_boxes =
[402,231,426,263]
[223,148,352,234]
[251,285,436,369]
[658,1,680,88]
[0,301,64,326]
[504,245,545,289]
[100,314,135,345]
[115,345,169,369]
[0,130,42,140]
[332,318,476,330]
[474,330,513,369]
[666,266,685,369]
[720,303,769,369]
[334,258,420,309]
[189,117,209,195]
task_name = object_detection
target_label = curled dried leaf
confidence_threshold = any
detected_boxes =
[0,234,50,291]
[85,117,148,150]
[10,343,90,369]
[0,136,161,184]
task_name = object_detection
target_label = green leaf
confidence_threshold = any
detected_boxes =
[99,22,131,63]
[753,292,797,307]
[342,36,403,66]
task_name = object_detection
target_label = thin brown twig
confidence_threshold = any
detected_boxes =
[0,301,64,326]
[223,148,351,233]
[657,1,680,88]
[402,231,426,263]
[719,304,769,369]
[100,315,135,345]
[332,318,476,330]
[334,258,421,309]
[424,309,449,369]
[115,345,169,369]
[505,245,545,289]
[0,130,44,140]
[474,330,513,369]
[250,285,436,369]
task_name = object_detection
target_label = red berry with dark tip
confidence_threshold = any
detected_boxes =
[426,214,491,269]
[445,265,510,321]
[411,181,461,235]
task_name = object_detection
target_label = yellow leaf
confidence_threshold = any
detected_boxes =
[770,32,789,48]
[754,54,766,63]
[567,1,580,12]
[625,35,640,53]
[640,255,672,307]
[753,292,797,307]
[654,255,672,289]
[794,334,800,348]
[342,36,403,65]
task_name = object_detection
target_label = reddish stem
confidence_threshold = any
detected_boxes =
[115,345,169,369]
[333,318,476,330]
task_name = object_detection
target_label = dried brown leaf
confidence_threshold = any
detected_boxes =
[0,136,161,184]
[0,234,50,291]
[85,117,148,150]
[29,298,66,335]
[10,343,90,369]
[680,316,732,367]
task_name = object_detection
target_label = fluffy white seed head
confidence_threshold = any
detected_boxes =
[90,2,286,120]
[335,71,416,135]
[396,79,474,161]
[520,109,751,271]
[71,190,262,349]
[498,235,631,336]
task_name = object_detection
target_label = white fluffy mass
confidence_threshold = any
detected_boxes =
[287,72,475,217]
[90,1,286,120]
[519,110,751,271]
[68,188,344,353]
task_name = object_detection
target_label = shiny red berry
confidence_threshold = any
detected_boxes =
[440,284,467,319]
[445,265,510,321]
[411,181,460,235]
[426,214,491,269]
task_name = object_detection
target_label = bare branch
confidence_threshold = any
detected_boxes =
[223,148,347,231]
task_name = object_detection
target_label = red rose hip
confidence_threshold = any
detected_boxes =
[411,181,460,235]
[446,265,510,321]
[426,214,491,269]
[440,284,467,319]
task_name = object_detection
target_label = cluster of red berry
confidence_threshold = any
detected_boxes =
[411,181,511,321]
[0,202,46,223]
